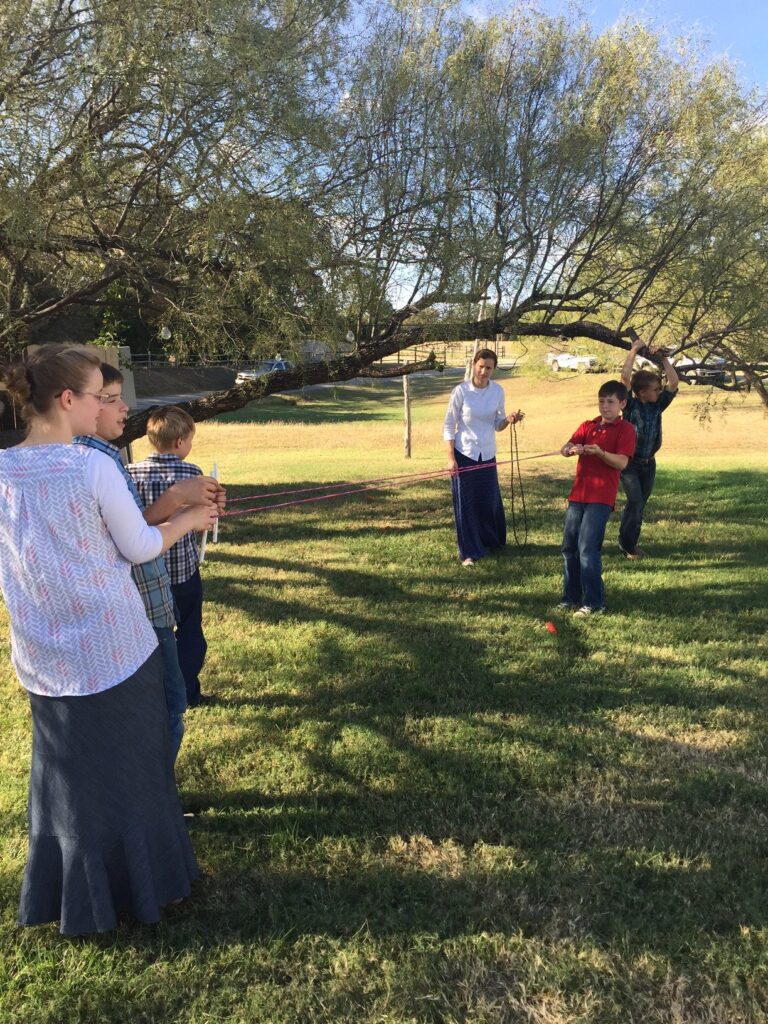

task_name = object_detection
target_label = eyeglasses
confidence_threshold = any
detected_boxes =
[64,387,122,403]
[73,390,114,404]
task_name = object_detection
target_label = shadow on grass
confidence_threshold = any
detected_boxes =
[216,463,560,554]
[173,800,768,947]
[164,689,768,951]
[14,468,768,962]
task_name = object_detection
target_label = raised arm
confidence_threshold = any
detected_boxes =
[621,337,645,388]
[659,352,679,391]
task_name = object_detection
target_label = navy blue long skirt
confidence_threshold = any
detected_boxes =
[18,648,199,935]
[451,449,506,561]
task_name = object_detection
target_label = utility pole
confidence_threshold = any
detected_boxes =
[403,374,412,458]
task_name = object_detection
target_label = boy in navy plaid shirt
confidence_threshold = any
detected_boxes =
[129,407,223,707]
[618,335,679,559]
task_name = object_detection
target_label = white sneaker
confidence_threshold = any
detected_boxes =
[461,558,475,567]
[573,605,604,618]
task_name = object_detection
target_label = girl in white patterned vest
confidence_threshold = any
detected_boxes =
[0,344,216,935]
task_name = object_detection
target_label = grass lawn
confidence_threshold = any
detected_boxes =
[1,368,767,1023]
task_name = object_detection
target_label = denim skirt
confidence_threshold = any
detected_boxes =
[451,449,507,561]
[18,648,199,935]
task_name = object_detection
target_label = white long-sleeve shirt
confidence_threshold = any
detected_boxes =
[0,444,161,697]
[442,379,508,461]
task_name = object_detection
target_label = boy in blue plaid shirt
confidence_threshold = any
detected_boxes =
[618,335,679,558]
[128,407,221,707]
[75,367,221,755]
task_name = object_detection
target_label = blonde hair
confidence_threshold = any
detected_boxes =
[146,406,196,451]
[4,344,102,424]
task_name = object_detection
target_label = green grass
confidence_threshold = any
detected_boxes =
[1,377,767,1023]
[214,369,472,426]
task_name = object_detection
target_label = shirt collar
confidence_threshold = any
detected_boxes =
[147,452,182,462]
[73,434,120,455]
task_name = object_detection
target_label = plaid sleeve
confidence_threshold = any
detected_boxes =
[616,420,637,457]
[658,389,677,412]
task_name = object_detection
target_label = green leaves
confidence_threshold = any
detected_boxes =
[0,1,765,404]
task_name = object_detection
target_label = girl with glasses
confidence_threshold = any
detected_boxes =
[0,344,217,935]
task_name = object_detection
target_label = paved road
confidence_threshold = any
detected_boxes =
[133,391,216,411]
[132,369,466,410]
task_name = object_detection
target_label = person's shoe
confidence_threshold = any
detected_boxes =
[554,601,574,611]
[187,694,214,708]
[461,558,475,567]
[619,544,645,560]
[573,605,604,618]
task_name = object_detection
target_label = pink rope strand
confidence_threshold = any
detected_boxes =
[225,466,465,504]
[226,451,562,505]
[223,450,561,519]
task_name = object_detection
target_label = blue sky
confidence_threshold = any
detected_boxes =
[467,1,768,90]
[547,1,768,89]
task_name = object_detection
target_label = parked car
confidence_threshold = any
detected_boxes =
[236,358,294,384]
[673,355,728,385]
[546,351,597,372]
[633,351,730,385]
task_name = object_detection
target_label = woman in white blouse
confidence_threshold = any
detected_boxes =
[443,349,524,566]
[0,345,217,935]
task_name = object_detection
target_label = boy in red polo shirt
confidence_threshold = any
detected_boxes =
[558,380,636,617]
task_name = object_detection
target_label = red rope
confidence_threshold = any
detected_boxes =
[225,465,476,504]
[222,451,561,519]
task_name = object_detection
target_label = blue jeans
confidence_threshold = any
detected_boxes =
[154,626,187,762]
[562,501,612,610]
[619,459,656,553]
[171,570,207,706]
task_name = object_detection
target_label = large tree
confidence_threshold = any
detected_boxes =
[0,0,347,353]
[1,0,767,436]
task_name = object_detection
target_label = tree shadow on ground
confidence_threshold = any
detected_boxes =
[19,468,768,962]
[167,659,768,953]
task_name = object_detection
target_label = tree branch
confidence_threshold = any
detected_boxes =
[118,349,439,444]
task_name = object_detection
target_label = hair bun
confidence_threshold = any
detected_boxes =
[4,345,101,424]
[4,364,33,406]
